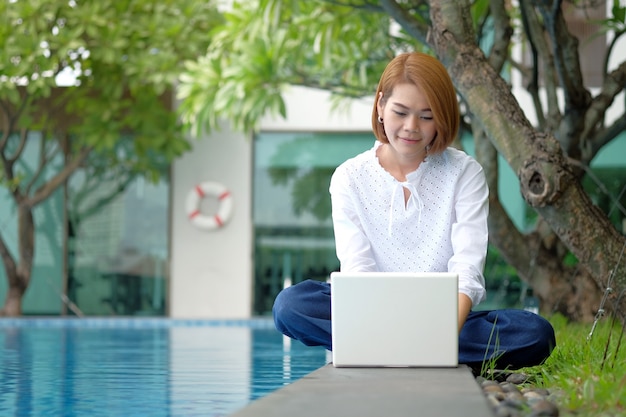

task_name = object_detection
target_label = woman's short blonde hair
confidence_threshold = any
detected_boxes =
[371,52,460,154]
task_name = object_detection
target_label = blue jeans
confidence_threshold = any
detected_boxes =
[272,279,556,370]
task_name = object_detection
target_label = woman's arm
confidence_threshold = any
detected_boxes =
[449,157,489,308]
[329,166,377,272]
[458,293,472,333]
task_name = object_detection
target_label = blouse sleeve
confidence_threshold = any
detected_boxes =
[448,158,489,307]
[329,165,378,272]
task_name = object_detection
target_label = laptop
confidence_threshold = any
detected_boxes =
[330,271,459,367]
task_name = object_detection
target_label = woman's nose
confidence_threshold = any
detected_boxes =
[405,116,420,132]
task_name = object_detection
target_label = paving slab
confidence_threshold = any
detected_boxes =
[229,364,495,417]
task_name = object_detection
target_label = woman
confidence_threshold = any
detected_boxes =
[273,52,555,370]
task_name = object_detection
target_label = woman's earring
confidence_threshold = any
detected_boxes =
[377,116,383,124]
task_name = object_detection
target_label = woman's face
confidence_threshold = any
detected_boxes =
[377,83,437,160]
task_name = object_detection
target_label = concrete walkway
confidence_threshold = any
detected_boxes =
[229,364,495,417]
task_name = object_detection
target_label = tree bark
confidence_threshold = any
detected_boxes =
[0,286,25,317]
[0,206,34,316]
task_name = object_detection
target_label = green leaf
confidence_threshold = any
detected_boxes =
[613,0,625,24]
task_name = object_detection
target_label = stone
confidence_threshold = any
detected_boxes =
[483,384,505,394]
[500,382,522,393]
[482,379,500,388]
[523,390,546,400]
[529,399,560,416]
[506,373,530,385]
[505,390,524,401]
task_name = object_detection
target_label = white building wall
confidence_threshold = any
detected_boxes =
[169,127,253,318]
[260,86,372,131]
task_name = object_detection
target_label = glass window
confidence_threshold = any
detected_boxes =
[253,132,374,315]
[68,176,169,316]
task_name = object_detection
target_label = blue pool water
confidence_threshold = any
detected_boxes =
[0,318,328,416]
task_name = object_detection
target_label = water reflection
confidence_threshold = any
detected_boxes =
[249,328,327,402]
[0,322,327,417]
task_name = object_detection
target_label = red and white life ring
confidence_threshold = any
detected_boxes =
[185,182,233,230]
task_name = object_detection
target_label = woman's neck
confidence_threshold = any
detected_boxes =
[376,143,425,181]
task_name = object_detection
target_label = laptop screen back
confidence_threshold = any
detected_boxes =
[331,271,459,367]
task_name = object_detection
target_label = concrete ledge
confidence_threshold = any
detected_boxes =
[229,364,494,417]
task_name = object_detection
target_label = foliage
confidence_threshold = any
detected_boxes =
[1,0,223,172]
[597,0,626,37]
[176,0,417,135]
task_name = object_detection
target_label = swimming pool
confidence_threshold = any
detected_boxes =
[0,318,328,416]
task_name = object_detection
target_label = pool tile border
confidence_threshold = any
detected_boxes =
[0,317,277,328]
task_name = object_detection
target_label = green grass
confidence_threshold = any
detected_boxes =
[519,314,626,417]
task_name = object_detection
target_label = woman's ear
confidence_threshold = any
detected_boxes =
[376,92,385,117]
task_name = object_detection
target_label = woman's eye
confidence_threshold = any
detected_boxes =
[421,116,433,120]
[393,111,406,116]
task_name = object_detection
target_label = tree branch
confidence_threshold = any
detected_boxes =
[0,101,13,150]
[603,29,626,83]
[0,230,17,283]
[518,3,544,129]
[583,61,626,162]
[24,134,62,196]
[520,1,560,130]
[7,129,28,166]
[537,0,590,110]
[25,146,93,209]
[534,0,591,159]
[486,0,512,72]
[1,128,28,188]
[379,0,431,46]
[69,170,136,227]
[2,89,33,139]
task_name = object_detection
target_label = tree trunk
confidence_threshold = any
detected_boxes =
[543,268,603,322]
[0,285,25,317]
[0,206,35,316]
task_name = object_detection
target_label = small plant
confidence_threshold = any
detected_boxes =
[598,291,625,373]
[478,316,508,379]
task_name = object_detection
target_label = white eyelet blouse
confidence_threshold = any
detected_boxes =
[329,141,489,307]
